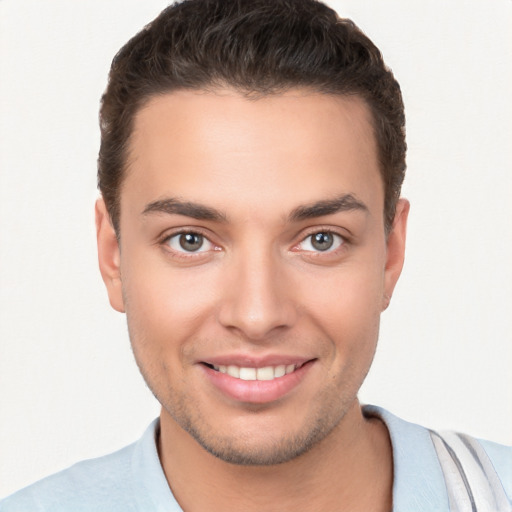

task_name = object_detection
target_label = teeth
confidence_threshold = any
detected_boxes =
[213,364,298,380]
[256,366,274,381]
[274,365,286,378]
[239,367,257,380]
[226,365,240,378]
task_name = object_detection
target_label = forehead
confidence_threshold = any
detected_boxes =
[123,88,383,221]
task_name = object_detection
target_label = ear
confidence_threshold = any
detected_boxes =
[95,198,125,313]
[382,198,410,311]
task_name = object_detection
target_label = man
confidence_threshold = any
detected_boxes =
[1,0,510,511]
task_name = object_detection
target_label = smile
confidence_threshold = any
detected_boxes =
[201,360,313,403]
[208,364,300,381]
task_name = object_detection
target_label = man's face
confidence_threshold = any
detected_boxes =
[97,89,407,465]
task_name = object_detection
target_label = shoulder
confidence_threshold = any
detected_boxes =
[363,405,512,512]
[459,435,512,501]
[478,436,512,499]
[430,430,512,510]
[0,443,136,512]
[0,419,176,512]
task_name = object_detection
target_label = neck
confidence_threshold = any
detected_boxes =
[158,401,393,512]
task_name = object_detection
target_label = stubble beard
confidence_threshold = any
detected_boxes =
[126,313,376,467]
[151,367,360,466]
[173,394,352,466]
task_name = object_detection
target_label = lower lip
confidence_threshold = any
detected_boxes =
[201,361,314,404]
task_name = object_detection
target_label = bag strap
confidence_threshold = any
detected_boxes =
[430,430,511,511]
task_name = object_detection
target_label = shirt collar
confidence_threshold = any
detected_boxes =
[363,405,450,512]
[132,408,451,512]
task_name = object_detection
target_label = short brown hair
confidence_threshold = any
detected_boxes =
[98,0,406,233]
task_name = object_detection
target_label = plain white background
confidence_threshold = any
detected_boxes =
[1,0,511,498]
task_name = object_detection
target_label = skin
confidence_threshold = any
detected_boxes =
[96,89,409,511]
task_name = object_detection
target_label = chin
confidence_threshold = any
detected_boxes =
[181,418,332,466]
[163,387,355,467]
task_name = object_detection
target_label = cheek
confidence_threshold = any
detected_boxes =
[305,262,384,324]
[300,260,384,362]
[120,254,220,350]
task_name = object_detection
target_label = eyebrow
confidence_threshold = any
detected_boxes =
[142,193,368,223]
[142,198,227,222]
[288,194,369,222]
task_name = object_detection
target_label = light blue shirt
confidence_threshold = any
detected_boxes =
[1,406,511,511]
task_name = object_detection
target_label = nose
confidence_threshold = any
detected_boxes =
[217,248,297,341]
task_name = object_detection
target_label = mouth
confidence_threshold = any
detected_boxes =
[202,362,305,381]
[200,359,315,403]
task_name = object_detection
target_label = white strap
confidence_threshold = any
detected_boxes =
[430,430,511,511]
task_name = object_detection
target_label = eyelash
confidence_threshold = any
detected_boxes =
[160,229,218,259]
[159,227,349,259]
[293,228,348,256]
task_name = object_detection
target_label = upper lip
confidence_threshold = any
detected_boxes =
[199,354,315,368]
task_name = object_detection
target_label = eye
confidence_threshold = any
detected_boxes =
[166,232,214,253]
[298,231,344,252]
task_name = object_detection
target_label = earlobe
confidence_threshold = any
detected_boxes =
[95,198,125,313]
[382,198,410,311]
